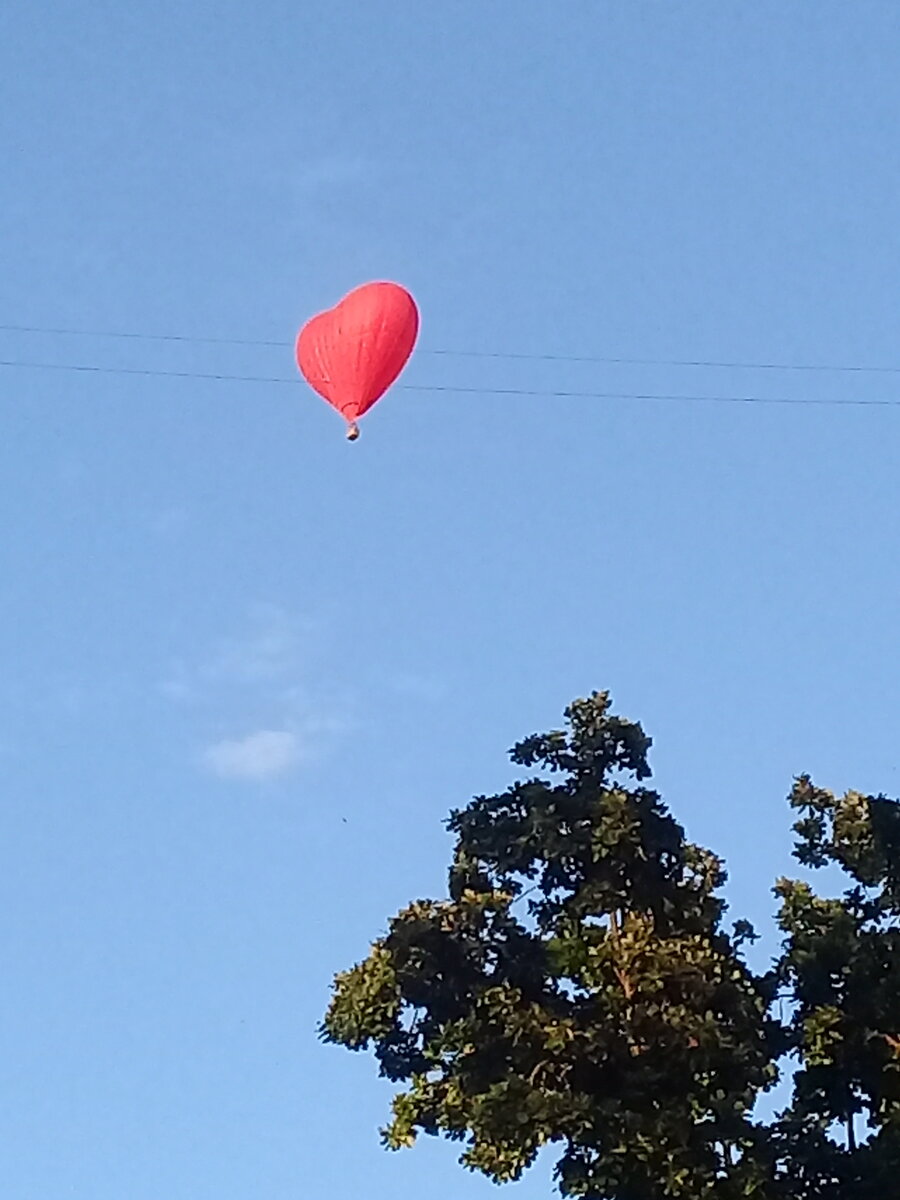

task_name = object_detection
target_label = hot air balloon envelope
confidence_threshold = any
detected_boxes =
[296,281,419,438]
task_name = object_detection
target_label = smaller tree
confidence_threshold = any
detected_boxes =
[322,692,782,1198]
[773,775,900,1197]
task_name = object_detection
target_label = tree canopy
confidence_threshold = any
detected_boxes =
[321,691,900,1198]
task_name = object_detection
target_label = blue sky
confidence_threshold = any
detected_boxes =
[2,2,900,1196]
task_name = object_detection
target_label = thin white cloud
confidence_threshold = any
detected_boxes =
[158,660,195,704]
[161,605,348,781]
[201,729,301,781]
[159,606,311,701]
[204,605,310,684]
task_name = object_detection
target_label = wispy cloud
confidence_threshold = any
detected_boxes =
[159,605,347,783]
[158,660,195,704]
[204,604,310,685]
[159,605,310,702]
[201,729,301,781]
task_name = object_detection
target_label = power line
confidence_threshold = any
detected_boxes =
[0,359,294,385]
[0,323,285,349]
[412,384,900,408]
[428,348,900,376]
[1,356,898,407]
[2,321,900,377]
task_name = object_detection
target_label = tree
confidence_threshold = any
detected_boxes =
[321,691,900,1198]
[772,776,900,1198]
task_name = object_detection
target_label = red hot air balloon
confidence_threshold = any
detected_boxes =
[296,281,419,440]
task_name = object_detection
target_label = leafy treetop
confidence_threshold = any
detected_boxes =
[321,691,900,1199]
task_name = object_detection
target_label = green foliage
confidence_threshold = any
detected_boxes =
[321,691,900,1198]
[773,776,900,1195]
